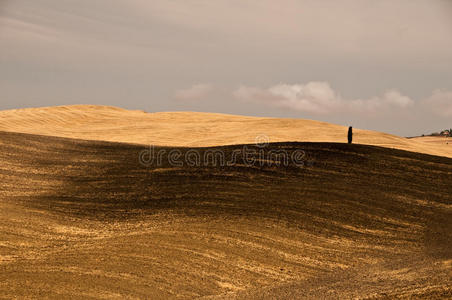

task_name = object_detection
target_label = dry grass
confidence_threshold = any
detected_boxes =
[0,105,451,158]
[0,131,451,299]
[0,105,451,298]
[411,136,452,146]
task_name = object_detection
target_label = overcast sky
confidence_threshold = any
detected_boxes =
[1,0,451,136]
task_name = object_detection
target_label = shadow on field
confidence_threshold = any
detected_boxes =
[0,131,451,298]
[1,131,450,258]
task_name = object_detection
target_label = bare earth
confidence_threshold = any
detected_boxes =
[0,105,451,158]
[0,106,451,299]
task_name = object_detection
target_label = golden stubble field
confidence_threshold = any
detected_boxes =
[0,106,451,299]
[0,105,451,158]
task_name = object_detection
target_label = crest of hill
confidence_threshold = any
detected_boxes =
[0,105,451,158]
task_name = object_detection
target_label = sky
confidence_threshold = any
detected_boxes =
[1,0,451,136]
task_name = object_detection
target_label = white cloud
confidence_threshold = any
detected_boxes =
[234,82,414,114]
[174,84,213,101]
[380,90,413,107]
[422,90,452,117]
[349,90,414,113]
[234,82,341,114]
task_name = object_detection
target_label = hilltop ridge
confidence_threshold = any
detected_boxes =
[0,105,451,158]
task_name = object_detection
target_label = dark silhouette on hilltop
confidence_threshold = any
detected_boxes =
[348,126,353,144]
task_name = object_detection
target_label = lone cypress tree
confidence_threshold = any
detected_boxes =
[348,126,353,144]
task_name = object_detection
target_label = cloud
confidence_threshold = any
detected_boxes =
[348,90,414,113]
[234,82,414,114]
[422,90,452,117]
[174,84,213,101]
[234,82,341,114]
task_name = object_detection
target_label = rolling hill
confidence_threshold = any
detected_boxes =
[0,130,451,298]
[0,105,451,158]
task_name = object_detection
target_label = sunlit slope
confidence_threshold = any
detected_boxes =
[0,105,451,158]
[0,131,451,298]
[411,135,452,148]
